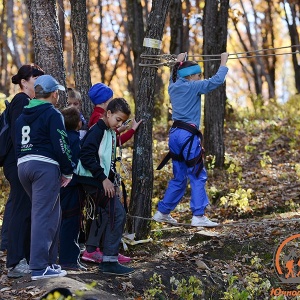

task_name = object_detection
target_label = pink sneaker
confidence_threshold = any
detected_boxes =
[97,249,131,263]
[118,253,131,263]
[81,248,103,263]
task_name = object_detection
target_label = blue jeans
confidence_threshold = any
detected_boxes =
[158,127,209,216]
[102,197,126,262]
[82,184,126,262]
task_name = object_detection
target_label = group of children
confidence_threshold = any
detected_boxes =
[1,51,229,281]
[1,70,141,279]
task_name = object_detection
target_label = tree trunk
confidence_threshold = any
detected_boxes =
[25,0,67,106]
[57,0,65,50]
[69,0,93,120]
[169,0,184,55]
[128,0,171,240]
[203,0,229,168]
[0,0,10,95]
[283,2,300,94]
[125,0,144,100]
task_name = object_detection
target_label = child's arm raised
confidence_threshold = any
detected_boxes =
[220,52,229,66]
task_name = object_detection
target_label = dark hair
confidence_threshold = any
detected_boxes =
[107,97,131,116]
[11,64,44,87]
[67,87,82,102]
[61,106,81,131]
[34,85,52,99]
[172,60,198,83]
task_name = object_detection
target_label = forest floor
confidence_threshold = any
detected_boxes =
[1,115,300,299]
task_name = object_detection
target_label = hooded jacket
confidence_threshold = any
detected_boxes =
[75,119,116,188]
[15,99,73,176]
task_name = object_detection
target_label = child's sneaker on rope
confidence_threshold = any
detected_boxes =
[153,210,177,223]
[81,248,103,263]
[191,215,219,227]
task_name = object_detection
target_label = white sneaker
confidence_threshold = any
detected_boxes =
[153,211,177,223]
[191,215,219,227]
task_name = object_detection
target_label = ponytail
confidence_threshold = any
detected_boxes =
[172,62,181,83]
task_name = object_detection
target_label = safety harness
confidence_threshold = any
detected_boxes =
[157,120,204,177]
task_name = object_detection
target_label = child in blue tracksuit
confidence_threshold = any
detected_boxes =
[59,106,86,271]
[16,75,73,280]
[153,52,229,227]
[75,97,134,276]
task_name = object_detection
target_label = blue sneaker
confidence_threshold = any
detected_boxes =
[50,264,62,272]
[31,266,67,280]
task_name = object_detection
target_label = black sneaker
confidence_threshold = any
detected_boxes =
[100,262,134,276]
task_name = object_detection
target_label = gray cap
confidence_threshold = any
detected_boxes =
[34,75,65,93]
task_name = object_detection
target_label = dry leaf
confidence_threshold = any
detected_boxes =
[195,260,210,270]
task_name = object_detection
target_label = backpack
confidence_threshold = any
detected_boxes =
[0,100,12,166]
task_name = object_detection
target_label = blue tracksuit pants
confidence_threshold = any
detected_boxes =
[158,127,209,216]
[18,161,61,270]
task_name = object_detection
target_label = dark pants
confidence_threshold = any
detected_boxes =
[59,185,82,265]
[0,193,12,251]
[3,161,31,268]
[83,185,126,262]
[86,207,107,249]
[18,161,61,270]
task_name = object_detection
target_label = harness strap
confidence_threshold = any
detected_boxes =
[121,180,128,213]
[172,120,202,138]
[156,120,204,175]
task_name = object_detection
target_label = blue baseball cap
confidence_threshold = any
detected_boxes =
[34,75,65,93]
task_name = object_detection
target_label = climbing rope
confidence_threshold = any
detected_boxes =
[139,44,300,67]
[127,213,300,228]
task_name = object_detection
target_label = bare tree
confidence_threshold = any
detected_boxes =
[125,0,144,99]
[169,0,185,55]
[203,0,229,168]
[57,0,66,50]
[282,1,300,93]
[7,0,22,68]
[70,0,93,119]
[128,0,172,239]
[25,0,67,106]
[0,0,9,94]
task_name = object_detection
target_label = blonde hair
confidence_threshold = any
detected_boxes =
[67,87,82,103]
